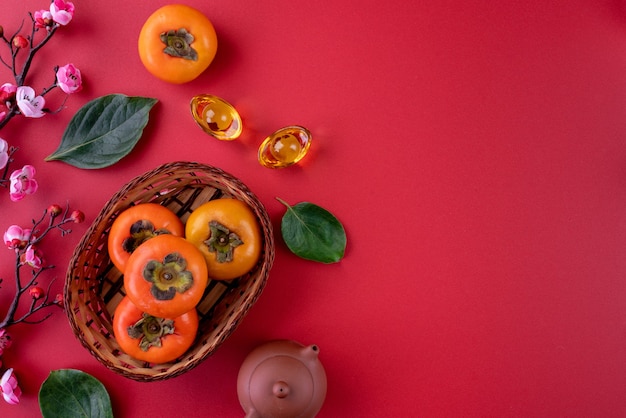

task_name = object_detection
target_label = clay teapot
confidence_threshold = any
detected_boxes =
[237,340,327,418]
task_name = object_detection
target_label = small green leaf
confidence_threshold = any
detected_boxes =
[45,94,158,169]
[39,369,113,418]
[277,197,346,263]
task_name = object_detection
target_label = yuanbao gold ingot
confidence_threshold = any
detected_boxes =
[258,125,312,168]
[190,94,242,140]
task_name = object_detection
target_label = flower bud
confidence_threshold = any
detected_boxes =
[29,286,44,300]
[12,35,28,49]
[54,293,63,305]
[48,204,62,218]
[70,210,84,223]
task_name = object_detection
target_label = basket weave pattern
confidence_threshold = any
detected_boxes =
[64,161,275,381]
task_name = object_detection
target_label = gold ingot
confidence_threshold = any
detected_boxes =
[258,126,312,168]
[190,94,242,140]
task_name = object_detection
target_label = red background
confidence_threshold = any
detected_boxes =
[1,0,626,416]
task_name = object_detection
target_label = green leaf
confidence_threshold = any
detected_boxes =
[45,94,158,169]
[277,197,346,263]
[39,369,113,418]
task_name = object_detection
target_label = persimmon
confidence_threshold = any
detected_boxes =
[124,234,208,318]
[138,4,218,84]
[113,296,198,364]
[185,198,261,280]
[107,203,184,273]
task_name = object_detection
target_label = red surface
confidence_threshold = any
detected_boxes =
[1,0,626,416]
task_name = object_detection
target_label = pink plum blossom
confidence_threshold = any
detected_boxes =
[0,368,21,405]
[3,225,31,250]
[0,84,16,121]
[0,83,16,104]
[56,63,82,94]
[16,86,45,118]
[23,246,43,269]
[50,0,75,26]
[34,9,54,30]
[9,165,38,201]
[0,329,11,357]
[15,86,44,118]
[0,138,8,170]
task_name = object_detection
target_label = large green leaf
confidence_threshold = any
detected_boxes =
[39,369,113,418]
[45,94,158,169]
[277,197,347,263]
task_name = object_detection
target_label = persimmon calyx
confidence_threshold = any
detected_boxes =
[127,313,175,352]
[160,28,198,60]
[122,219,170,253]
[143,252,194,300]
[205,220,243,263]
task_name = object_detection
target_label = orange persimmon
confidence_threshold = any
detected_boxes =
[113,296,198,364]
[138,4,218,84]
[124,234,208,318]
[108,203,184,273]
[185,198,261,280]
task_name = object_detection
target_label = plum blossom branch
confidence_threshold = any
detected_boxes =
[15,17,58,87]
[0,0,82,202]
[0,203,84,330]
[0,0,79,129]
[0,203,82,406]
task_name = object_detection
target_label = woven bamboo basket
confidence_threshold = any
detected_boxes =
[64,161,275,382]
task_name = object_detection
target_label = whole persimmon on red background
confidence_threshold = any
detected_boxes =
[1,0,626,416]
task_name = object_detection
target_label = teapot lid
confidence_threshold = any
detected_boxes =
[237,340,327,418]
